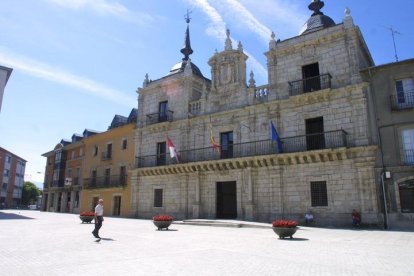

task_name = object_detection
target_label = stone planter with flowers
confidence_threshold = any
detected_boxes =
[79,212,95,223]
[272,219,298,239]
[153,214,174,230]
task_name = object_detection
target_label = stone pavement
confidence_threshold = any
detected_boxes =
[0,210,413,276]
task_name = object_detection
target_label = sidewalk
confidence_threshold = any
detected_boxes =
[0,210,413,276]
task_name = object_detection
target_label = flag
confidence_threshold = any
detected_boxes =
[209,123,221,153]
[166,136,179,162]
[270,121,283,153]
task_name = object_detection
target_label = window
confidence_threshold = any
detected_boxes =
[396,78,414,105]
[50,193,55,207]
[220,131,234,159]
[306,117,325,150]
[113,196,121,216]
[79,148,83,157]
[122,138,127,150]
[157,142,166,166]
[2,183,7,190]
[399,180,414,213]
[55,150,62,163]
[154,189,163,207]
[3,169,9,177]
[159,101,168,122]
[119,166,126,185]
[402,129,414,165]
[93,146,98,157]
[302,63,321,92]
[5,155,11,163]
[91,169,97,186]
[104,168,111,185]
[310,181,328,207]
[106,143,112,159]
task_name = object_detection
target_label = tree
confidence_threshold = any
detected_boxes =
[22,182,41,205]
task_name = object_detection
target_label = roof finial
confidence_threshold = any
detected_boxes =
[308,0,324,16]
[225,29,233,51]
[181,10,193,61]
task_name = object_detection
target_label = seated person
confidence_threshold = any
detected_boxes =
[352,209,361,227]
[304,211,314,224]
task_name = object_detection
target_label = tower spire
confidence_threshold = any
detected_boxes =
[181,10,193,61]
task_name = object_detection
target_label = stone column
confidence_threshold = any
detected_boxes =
[61,191,67,213]
[192,172,201,219]
[244,167,255,221]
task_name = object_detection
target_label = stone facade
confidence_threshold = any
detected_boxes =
[131,4,382,226]
[361,59,414,229]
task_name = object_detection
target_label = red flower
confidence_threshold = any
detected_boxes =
[272,219,298,228]
[153,214,174,221]
[80,212,95,216]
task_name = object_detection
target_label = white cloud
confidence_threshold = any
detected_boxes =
[218,0,272,44]
[0,49,135,107]
[188,0,267,80]
[44,0,155,24]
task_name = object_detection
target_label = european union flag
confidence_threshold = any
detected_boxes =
[270,121,283,153]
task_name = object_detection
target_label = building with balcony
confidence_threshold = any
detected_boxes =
[0,147,26,208]
[42,109,136,216]
[131,1,381,226]
[361,58,414,228]
[79,109,136,217]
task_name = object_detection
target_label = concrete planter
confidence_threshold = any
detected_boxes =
[153,220,172,230]
[272,227,298,239]
[79,216,94,223]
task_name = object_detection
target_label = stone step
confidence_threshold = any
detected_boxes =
[173,219,271,229]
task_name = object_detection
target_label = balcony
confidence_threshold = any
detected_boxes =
[146,110,174,125]
[135,130,348,168]
[289,74,332,96]
[391,90,414,110]
[101,151,112,161]
[83,174,127,189]
[403,149,414,165]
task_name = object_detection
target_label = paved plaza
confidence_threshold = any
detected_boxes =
[0,210,413,276]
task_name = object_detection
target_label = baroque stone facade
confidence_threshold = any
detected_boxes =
[131,2,382,226]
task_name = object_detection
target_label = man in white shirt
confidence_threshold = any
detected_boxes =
[92,199,104,240]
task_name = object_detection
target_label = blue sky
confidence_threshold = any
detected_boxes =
[0,0,413,188]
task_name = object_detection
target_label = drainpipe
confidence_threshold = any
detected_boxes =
[380,171,388,229]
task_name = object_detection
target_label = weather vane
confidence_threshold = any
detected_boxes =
[184,9,192,24]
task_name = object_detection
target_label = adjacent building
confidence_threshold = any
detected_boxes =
[0,147,26,208]
[361,59,414,228]
[130,1,381,226]
[0,65,12,113]
[42,109,137,216]
[80,109,137,217]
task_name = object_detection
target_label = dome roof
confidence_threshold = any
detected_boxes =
[299,0,335,35]
[168,60,204,78]
[299,14,335,35]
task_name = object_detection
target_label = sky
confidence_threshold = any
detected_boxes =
[0,0,413,189]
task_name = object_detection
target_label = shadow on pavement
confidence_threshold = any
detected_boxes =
[100,238,115,241]
[0,212,35,220]
[155,229,178,231]
[277,237,309,241]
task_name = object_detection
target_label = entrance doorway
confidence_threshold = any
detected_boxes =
[302,63,320,92]
[216,181,237,219]
[306,117,325,150]
[113,196,122,216]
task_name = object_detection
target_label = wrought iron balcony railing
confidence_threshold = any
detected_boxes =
[403,149,414,165]
[135,130,348,168]
[289,74,332,96]
[101,151,112,161]
[391,90,414,110]
[83,174,127,189]
[146,110,174,125]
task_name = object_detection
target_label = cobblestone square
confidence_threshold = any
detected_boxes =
[0,210,413,276]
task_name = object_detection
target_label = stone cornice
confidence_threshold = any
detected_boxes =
[135,145,378,176]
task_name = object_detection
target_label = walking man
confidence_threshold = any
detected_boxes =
[92,199,104,240]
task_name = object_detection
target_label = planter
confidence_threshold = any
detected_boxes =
[272,227,298,239]
[153,220,172,230]
[80,216,94,223]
